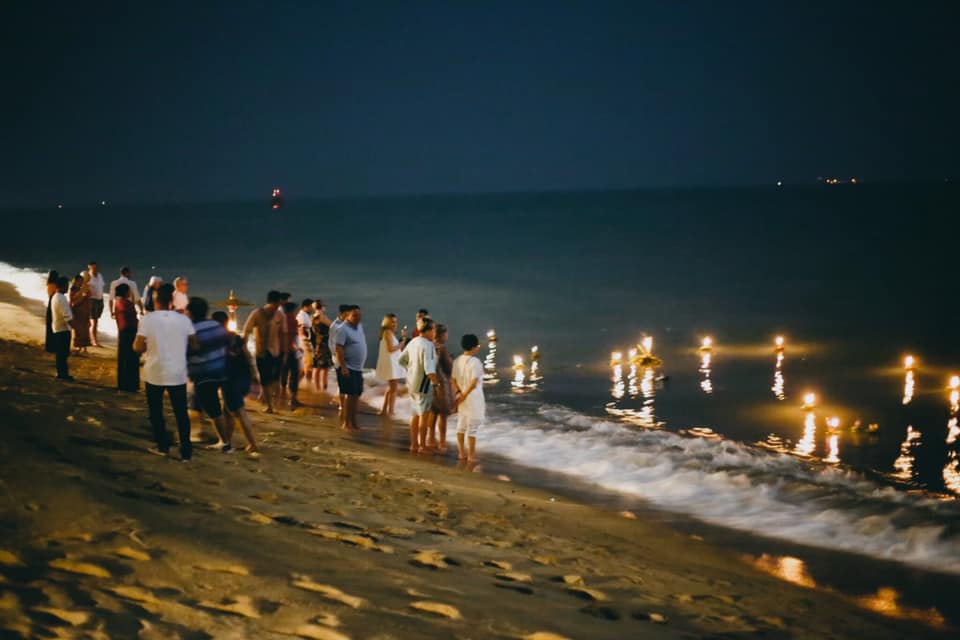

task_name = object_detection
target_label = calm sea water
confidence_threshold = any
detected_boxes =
[3,184,960,625]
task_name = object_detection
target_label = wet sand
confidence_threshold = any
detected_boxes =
[0,302,952,638]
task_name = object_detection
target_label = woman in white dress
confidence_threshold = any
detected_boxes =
[376,313,406,416]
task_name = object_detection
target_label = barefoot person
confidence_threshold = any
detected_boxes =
[329,304,350,417]
[84,261,106,346]
[334,305,367,431]
[134,283,199,461]
[311,299,333,391]
[452,333,485,462]
[241,290,286,414]
[186,297,232,452]
[399,318,442,452]
[375,313,405,417]
[213,311,260,456]
[427,323,454,452]
[68,273,92,355]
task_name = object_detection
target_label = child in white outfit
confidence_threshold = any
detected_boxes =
[452,333,485,461]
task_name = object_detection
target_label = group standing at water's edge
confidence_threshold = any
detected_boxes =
[43,262,488,462]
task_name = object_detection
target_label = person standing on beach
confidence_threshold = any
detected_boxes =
[329,304,350,414]
[186,297,232,451]
[114,283,140,391]
[311,299,333,392]
[335,305,367,431]
[241,290,286,414]
[142,276,162,314]
[279,300,302,409]
[403,308,430,347]
[213,311,260,456]
[399,318,442,452]
[426,323,454,452]
[297,299,314,385]
[134,283,198,461]
[48,275,74,381]
[68,273,92,355]
[375,313,406,417]
[84,261,105,347]
[172,276,190,314]
[109,266,142,319]
[452,333,485,462]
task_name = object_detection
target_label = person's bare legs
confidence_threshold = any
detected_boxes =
[321,367,329,392]
[212,415,232,448]
[437,414,448,452]
[424,411,438,450]
[231,408,259,453]
[467,435,477,462]
[456,432,467,460]
[409,415,420,452]
[90,316,100,347]
[388,380,398,415]
[263,381,277,413]
[343,396,360,431]
[380,380,398,416]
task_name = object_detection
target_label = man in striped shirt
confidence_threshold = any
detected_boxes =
[187,297,233,452]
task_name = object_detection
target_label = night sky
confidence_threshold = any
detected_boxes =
[1,1,957,206]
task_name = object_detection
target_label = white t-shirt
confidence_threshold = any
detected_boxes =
[108,276,140,312]
[50,292,73,333]
[400,336,436,393]
[137,310,196,386]
[297,310,312,335]
[172,290,189,312]
[85,272,105,299]
[452,354,485,419]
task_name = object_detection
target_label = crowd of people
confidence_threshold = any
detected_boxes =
[43,265,487,463]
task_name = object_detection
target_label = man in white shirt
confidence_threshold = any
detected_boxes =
[84,261,106,347]
[399,318,442,452]
[134,283,199,461]
[172,276,190,313]
[48,275,74,381]
[109,266,142,319]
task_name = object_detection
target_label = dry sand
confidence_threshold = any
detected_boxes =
[0,299,951,639]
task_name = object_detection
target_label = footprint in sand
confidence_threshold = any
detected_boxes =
[193,562,250,576]
[48,558,111,579]
[409,601,462,620]
[379,526,416,539]
[197,594,263,618]
[310,528,394,553]
[565,586,607,602]
[31,606,90,626]
[523,633,573,640]
[274,624,351,640]
[483,560,512,571]
[411,550,451,570]
[113,546,151,562]
[0,550,23,566]
[631,611,667,623]
[495,572,532,583]
[290,576,365,609]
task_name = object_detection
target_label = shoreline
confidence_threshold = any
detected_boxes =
[0,287,953,637]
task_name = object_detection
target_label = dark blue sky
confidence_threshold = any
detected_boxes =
[1,1,957,205]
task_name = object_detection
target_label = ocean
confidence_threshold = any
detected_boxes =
[3,183,959,624]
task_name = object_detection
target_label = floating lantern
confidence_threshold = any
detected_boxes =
[700,336,713,351]
[775,336,785,351]
[904,355,915,370]
[802,392,817,410]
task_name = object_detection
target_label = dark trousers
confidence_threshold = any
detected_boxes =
[281,354,300,393]
[117,328,140,391]
[145,383,192,460]
[53,331,70,378]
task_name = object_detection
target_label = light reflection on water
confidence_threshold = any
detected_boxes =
[483,330,498,384]
[745,554,947,629]
[892,426,921,482]
[771,351,785,400]
[794,411,818,457]
[606,358,662,428]
[699,351,713,395]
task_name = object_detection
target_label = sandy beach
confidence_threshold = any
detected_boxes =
[0,293,951,639]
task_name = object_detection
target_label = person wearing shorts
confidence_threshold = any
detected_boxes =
[85,261,106,347]
[213,311,260,456]
[334,305,368,431]
[242,290,286,413]
[452,333,485,462]
[186,297,232,451]
[399,318,442,452]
